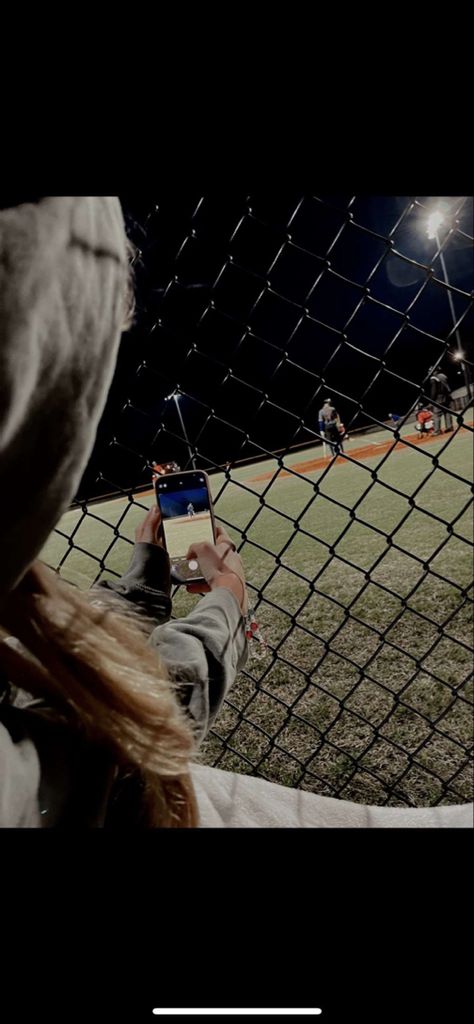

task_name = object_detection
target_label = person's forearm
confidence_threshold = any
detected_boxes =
[93,542,172,625]
[149,588,248,742]
[93,543,248,740]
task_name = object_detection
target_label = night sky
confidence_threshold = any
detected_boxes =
[78,196,473,501]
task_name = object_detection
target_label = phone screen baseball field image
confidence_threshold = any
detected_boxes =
[155,470,216,583]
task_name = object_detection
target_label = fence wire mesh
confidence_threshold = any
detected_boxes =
[47,196,474,808]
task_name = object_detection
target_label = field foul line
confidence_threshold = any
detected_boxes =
[249,428,471,482]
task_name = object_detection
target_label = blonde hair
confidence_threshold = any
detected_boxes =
[0,561,198,827]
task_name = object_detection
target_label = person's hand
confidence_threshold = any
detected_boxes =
[185,525,248,616]
[134,505,163,546]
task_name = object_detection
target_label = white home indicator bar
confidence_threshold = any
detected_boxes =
[152,1011,322,1017]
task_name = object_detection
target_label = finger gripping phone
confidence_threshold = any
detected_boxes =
[155,470,216,584]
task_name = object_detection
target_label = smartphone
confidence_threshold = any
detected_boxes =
[155,470,216,585]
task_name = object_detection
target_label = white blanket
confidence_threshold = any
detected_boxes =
[191,764,473,828]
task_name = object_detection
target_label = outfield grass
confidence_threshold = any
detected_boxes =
[40,420,474,807]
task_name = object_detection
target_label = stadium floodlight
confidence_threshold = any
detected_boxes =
[426,210,444,239]
[425,202,472,400]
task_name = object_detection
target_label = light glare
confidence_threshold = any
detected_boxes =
[426,210,444,239]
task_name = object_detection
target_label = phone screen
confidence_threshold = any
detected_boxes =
[155,472,215,582]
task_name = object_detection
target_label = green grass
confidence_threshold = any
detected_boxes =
[160,513,214,558]
[41,420,474,807]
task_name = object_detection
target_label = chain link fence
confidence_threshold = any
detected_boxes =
[46,195,474,808]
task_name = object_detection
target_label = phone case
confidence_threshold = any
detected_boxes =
[155,470,216,586]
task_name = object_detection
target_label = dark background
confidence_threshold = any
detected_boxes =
[78,195,473,501]
[159,486,210,518]
[5,829,471,1024]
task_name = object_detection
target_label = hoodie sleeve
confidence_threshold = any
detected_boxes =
[149,587,248,743]
[94,542,172,625]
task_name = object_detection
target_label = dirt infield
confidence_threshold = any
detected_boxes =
[249,428,469,482]
[162,512,210,524]
[162,511,214,556]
